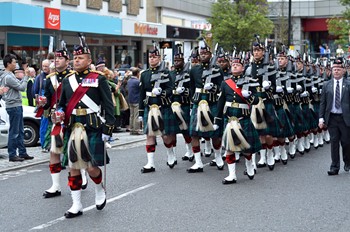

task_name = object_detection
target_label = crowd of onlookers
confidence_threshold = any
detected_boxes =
[318,44,349,60]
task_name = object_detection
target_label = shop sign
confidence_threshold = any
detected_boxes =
[134,23,158,36]
[191,21,211,31]
[44,8,60,30]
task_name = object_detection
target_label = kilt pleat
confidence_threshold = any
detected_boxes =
[275,106,295,138]
[189,103,223,138]
[223,117,262,154]
[143,106,178,135]
[257,101,281,137]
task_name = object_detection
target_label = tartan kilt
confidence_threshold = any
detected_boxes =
[172,104,191,136]
[301,104,318,130]
[143,105,178,135]
[288,103,308,133]
[189,102,223,138]
[223,116,262,154]
[275,106,295,138]
[256,101,281,137]
[43,122,53,150]
[312,102,320,118]
[63,115,109,167]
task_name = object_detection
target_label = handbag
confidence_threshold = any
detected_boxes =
[118,93,129,111]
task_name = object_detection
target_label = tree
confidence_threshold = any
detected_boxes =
[327,0,350,46]
[208,0,274,52]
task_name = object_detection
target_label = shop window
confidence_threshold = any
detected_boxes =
[7,46,49,72]
[115,41,141,69]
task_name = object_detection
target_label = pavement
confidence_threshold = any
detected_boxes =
[0,131,146,173]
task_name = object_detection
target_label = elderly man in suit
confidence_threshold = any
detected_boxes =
[319,57,350,175]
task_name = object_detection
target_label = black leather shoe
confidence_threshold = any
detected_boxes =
[216,164,224,170]
[204,149,213,157]
[9,156,24,162]
[43,190,61,198]
[344,165,350,172]
[96,198,106,210]
[327,170,339,176]
[81,181,88,190]
[305,148,310,153]
[167,160,177,169]
[257,163,266,168]
[274,159,281,163]
[281,159,288,165]
[187,167,203,173]
[222,179,236,184]
[209,160,216,166]
[268,164,275,171]
[289,153,295,159]
[244,169,257,175]
[64,210,83,218]
[141,167,155,173]
[20,154,34,160]
[182,156,189,161]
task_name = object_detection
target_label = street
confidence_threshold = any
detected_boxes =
[1,138,350,232]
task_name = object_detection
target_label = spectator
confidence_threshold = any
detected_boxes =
[0,54,34,162]
[319,45,325,58]
[127,67,141,135]
[104,68,122,133]
[325,44,331,59]
[120,74,130,131]
[26,67,36,106]
[33,59,50,152]
[336,45,345,57]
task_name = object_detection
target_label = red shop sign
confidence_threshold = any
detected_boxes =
[44,8,60,30]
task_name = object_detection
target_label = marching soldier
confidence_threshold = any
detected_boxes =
[273,50,295,164]
[57,34,115,218]
[216,48,231,80]
[247,36,280,171]
[214,54,261,184]
[138,42,177,173]
[169,44,193,161]
[42,42,77,198]
[187,39,224,173]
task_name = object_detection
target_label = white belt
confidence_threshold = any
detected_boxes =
[273,94,281,99]
[225,102,249,109]
[146,91,156,97]
[72,108,95,116]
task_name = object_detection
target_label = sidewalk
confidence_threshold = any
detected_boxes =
[0,132,146,173]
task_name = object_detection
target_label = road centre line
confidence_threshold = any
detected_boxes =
[30,183,156,230]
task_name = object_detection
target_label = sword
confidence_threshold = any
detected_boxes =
[103,137,107,192]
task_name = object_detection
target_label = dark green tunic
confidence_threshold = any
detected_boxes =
[59,69,115,166]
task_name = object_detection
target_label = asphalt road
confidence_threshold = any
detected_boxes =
[1,138,350,232]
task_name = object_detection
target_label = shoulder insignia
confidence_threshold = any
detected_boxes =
[66,70,77,77]
[46,72,57,78]
[91,70,105,76]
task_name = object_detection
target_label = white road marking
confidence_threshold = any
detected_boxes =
[30,183,156,230]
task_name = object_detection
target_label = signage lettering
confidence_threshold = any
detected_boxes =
[44,8,60,30]
[134,23,158,36]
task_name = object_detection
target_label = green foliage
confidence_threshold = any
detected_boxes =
[327,0,350,45]
[208,0,274,52]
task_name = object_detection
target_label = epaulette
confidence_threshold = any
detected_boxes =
[65,70,77,77]
[64,70,75,78]
[91,70,105,76]
[46,72,57,79]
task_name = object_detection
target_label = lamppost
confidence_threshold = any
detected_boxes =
[287,0,292,47]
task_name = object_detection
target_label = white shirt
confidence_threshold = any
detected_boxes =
[331,77,343,114]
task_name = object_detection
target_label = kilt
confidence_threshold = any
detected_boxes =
[223,116,262,154]
[288,103,308,133]
[275,106,295,138]
[43,122,53,150]
[143,105,177,135]
[173,104,191,135]
[301,104,318,130]
[312,102,320,118]
[63,115,109,167]
[256,101,281,137]
[189,102,223,138]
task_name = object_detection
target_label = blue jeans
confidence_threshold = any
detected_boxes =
[6,106,27,158]
[40,116,49,149]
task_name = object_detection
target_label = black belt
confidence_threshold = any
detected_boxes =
[330,113,342,116]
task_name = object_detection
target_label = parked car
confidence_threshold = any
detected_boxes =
[0,99,41,147]
[0,116,9,148]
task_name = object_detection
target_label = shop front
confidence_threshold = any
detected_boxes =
[122,19,166,69]
[0,2,122,70]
